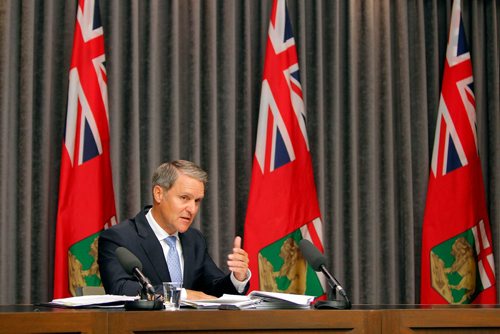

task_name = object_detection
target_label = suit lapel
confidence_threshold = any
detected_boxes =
[179,232,194,287]
[135,211,170,282]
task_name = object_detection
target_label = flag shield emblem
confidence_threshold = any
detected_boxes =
[68,232,101,296]
[258,229,323,296]
[430,221,492,304]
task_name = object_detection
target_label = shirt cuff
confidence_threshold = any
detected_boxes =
[230,269,252,293]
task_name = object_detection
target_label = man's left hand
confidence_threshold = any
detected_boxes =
[227,236,249,282]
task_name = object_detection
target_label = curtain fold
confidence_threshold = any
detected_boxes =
[0,0,498,304]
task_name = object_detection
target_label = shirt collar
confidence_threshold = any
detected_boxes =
[145,208,179,242]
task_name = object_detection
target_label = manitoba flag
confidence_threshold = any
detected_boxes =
[54,0,117,298]
[244,0,325,297]
[420,0,496,304]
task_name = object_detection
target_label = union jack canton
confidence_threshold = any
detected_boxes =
[255,0,309,174]
[431,4,477,178]
[65,0,109,167]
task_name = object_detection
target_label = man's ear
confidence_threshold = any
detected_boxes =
[153,185,163,204]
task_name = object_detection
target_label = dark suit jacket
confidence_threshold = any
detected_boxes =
[98,206,247,297]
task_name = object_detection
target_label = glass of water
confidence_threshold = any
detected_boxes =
[162,282,183,310]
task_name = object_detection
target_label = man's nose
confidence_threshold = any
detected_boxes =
[186,200,196,214]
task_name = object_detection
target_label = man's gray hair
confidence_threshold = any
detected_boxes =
[152,160,208,191]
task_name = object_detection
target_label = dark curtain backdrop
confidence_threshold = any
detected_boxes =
[0,0,498,304]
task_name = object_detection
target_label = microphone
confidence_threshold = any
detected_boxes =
[115,247,156,298]
[299,239,351,309]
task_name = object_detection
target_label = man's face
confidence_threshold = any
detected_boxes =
[153,173,205,234]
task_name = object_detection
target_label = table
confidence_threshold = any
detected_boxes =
[1,304,500,333]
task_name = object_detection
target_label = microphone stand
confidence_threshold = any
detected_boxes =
[124,284,164,311]
[314,266,351,310]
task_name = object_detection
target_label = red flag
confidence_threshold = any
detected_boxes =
[54,0,117,298]
[420,0,496,304]
[244,0,325,297]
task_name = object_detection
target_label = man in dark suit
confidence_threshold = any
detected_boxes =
[98,160,250,299]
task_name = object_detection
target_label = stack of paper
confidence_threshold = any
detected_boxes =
[48,295,138,308]
[249,291,314,309]
[181,294,260,309]
[182,291,314,310]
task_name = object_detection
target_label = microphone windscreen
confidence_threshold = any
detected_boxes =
[299,239,327,271]
[115,247,142,274]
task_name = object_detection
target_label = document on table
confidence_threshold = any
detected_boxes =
[41,295,139,308]
[248,291,314,309]
[182,291,314,309]
[182,294,261,309]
